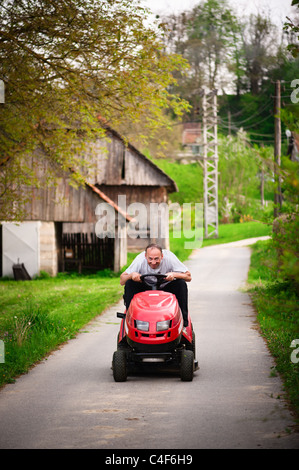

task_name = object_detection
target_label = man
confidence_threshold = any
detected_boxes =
[120,243,191,327]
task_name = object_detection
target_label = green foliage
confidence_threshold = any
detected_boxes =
[218,91,275,144]
[152,159,203,204]
[186,0,237,89]
[273,213,299,290]
[154,131,274,224]
[284,8,299,58]
[218,132,264,208]
[248,239,299,419]
[280,156,299,208]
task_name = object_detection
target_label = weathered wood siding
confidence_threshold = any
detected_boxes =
[85,133,176,190]
[23,180,101,223]
[97,185,170,251]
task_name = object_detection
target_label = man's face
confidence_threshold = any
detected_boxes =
[145,248,163,269]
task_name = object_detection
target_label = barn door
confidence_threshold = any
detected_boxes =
[62,232,114,272]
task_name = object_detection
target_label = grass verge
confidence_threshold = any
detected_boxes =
[0,271,123,387]
[247,239,299,420]
[170,220,272,261]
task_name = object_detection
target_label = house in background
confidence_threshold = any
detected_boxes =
[176,122,202,164]
[0,126,177,278]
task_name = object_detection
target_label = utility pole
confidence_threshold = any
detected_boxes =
[202,88,219,238]
[274,80,282,218]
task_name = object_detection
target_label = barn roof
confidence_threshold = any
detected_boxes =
[91,124,178,193]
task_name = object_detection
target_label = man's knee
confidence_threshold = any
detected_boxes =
[124,279,135,290]
[172,278,188,293]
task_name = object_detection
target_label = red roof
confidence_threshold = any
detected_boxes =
[182,123,201,145]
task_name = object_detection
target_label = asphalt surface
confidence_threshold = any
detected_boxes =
[0,237,298,449]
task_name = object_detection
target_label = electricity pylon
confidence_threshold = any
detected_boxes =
[202,88,218,238]
[176,88,219,239]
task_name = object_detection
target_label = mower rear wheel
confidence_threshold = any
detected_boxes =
[180,349,194,381]
[112,350,127,382]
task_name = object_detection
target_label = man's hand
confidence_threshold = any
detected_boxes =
[120,271,140,285]
[165,271,192,282]
[131,272,142,282]
[165,272,176,282]
[120,271,142,285]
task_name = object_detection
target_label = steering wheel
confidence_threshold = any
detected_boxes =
[140,273,172,290]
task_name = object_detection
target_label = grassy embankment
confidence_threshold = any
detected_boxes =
[0,271,123,387]
[247,239,299,421]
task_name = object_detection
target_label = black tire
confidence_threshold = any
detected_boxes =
[112,350,127,382]
[180,349,194,382]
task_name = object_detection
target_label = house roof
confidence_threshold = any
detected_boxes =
[101,124,178,193]
[182,122,201,146]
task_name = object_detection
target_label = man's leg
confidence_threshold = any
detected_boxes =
[162,280,189,327]
[123,279,147,309]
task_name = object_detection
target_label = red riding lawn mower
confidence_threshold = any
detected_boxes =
[112,274,199,382]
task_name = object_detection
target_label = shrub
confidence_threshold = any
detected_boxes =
[272,213,299,291]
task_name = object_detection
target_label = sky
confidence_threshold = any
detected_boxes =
[139,0,295,27]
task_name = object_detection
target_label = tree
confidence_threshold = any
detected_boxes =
[0,0,189,220]
[284,0,299,57]
[241,12,278,95]
[186,0,237,90]
[161,0,244,117]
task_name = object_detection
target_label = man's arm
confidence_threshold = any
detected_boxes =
[165,271,192,282]
[120,271,142,285]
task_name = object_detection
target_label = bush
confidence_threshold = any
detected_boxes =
[272,213,299,291]
[248,239,299,419]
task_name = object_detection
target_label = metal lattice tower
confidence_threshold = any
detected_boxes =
[175,88,219,239]
[202,88,218,238]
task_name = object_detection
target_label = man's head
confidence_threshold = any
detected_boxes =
[145,243,163,269]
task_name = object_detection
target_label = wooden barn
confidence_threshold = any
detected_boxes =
[0,126,177,278]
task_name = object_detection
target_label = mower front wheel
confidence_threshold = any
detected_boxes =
[180,349,194,382]
[112,350,127,382]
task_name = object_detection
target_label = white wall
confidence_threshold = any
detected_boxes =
[2,222,40,278]
[2,221,58,278]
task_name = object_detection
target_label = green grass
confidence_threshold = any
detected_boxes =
[152,159,203,205]
[202,221,271,246]
[170,220,272,261]
[0,271,123,386]
[247,239,299,420]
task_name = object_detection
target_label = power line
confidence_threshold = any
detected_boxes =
[246,131,274,137]
[218,111,273,131]
[241,113,273,130]
[220,96,273,123]
[220,101,273,128]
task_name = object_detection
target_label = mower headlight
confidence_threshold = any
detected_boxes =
[135,320,149,332]
[156,320,170,331]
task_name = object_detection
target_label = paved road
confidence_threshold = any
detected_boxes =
[0,237,298,449]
